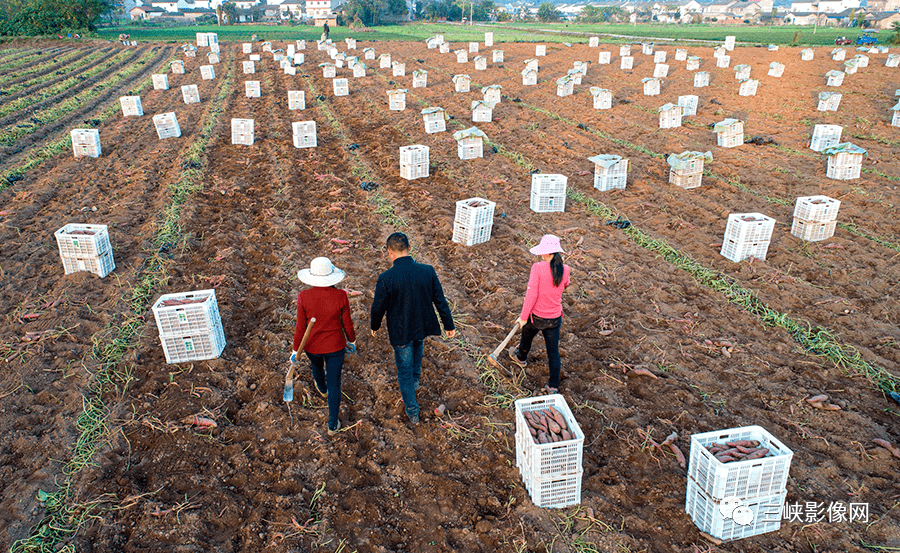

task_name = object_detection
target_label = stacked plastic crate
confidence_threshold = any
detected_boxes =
[658,103,682,129]
[200,65,215,80]
[641,42,653,55]
[453,197,495,246]
[767,62,785,77]
[245,81,260,98]
[153,113,181,139]
[392,61,406,77]
[453,74,471,92]
[412,69,427,88]
[292,121,317,149]
[809,124,842,152]
[453,127,486,160]
[738,79,759,96]
[694,71,709,87]
[152,74,169,90]
[832,48,846,61]
[471,100,494,122]
[685,426,792,542]
[591,87,612,110]
[530,174,567,213]
[818,92,842,112]
[484,32,493,46]
[171,60,185,74]
[493,50,504,63]
[55,223,115,278]
[120,96,143,117]
[686,56,701,70]
[720,213,776,262]
[667,151,711,190]
[181,84,200,105]
[399,145,429,181]
[824,143,865,180]
[71,129,101,158]
[474,56,487,70]
[715,119,744,148]
[678,95,698,116]
[620,56,634,70]
[556,76,574,97]
[800,48,814,61]
[515,394,584,508]
[288,90,305,110]
[642,77,661,96]
[152,290,226,364]
[590,155,628,191]
[792,196,839,242]
[387,89,407,111]
[892,102,900,127]
[231,118,254,146]
[333,79,349,96]
[421,107,446,134]
[597,51,610,64]
[826,70,844,86]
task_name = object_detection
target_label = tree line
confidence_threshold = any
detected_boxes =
[0,0,112,35]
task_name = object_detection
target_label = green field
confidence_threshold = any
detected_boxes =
[96,21,886,46]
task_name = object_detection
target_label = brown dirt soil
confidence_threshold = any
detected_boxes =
[0,37,898,553]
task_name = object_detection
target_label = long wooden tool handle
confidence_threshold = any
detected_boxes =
[287,317,316,381]
[490,320,522,358]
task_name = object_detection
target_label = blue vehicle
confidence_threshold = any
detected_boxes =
[856,30,877,45]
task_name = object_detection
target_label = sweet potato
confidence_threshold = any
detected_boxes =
[743,448,770,460]
[668,443,686,469]
[561,429,572,441]
[806,394,829,404]
[726,440,759,448]
[716,455,737,463]
[547,419,561,435]
[551,408,567,430]
[872,439,900,459]
[528,425,537,437]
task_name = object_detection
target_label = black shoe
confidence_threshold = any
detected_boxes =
[508,347,527,368]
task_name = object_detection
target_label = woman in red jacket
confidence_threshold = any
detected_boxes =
[292,257,356,435]
[508,235,571,394]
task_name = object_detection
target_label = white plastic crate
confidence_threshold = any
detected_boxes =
[826,71,844,86]
[120,96,142,117]
[388,89,407,111]
[242,60,255,74]
[452,222,493,246]
[818,92,841,112]
[181,84,200,104]
[184,49,196,58]
[60,250,115,278]
[71,129,101,158]
[809,125,844,152]
[245,81,260,98]
[557,79,573,97]
[439,43,450,54]
[321,63,335,78]
[768,62,784,78]
[152,74,169,90]
[525,59,538,71]
[685,479,785,543]
[738,79,758,97]
[794,195,840,222]
[724,213,776,243]
[620,56,633,70]
[352,63,366,78]
[392,61,406,77]
[734,64,751,80]
[333,79,349,97]
[345,38,356,49]
[643,78,660,96]
[716,56,731,68]
[641,43,653,55]
[670,169,702,190]
[55,223,111,258]
[832,48,846,61]
[453,75,471,92]
[472,100,493,122]
[721,239,770,262]
[474,56,487,71]
[294,53,305,66]
[493,50,504,63]
[520,464,582,509]
[284,65,296,76]
[686,56,701,71]
[598,51,610,64]
[887,54,900,67]
[893,110,900,127]
[791,219,836,241]
[659,104,682,129]
[694,72,709,87]
[412,70,427,88]
[457,137,483,160]
[292,121,316,149]
[530,174,567,213]
[715,120,744,148]
[485,32,493,47]
[231,118,254,146]
[242,43,252,54]
[678,95,698,116]
[724,35,735,50]
[159,327,226,364]
[400,162,429,180]
[171,60,184,74]
[455,50,468,63]
[465,41,478,53]
[522,69,537,86]
[535,45,546,56]
[514,394,584,490]
[801,48,813,61]
[454,197,495,229]
[591,88,612,110]
[153,112,181,139]
[619,45,631,56]
[400,145,429,166]
[653,63,669,78]
[589,36,599,48]
[152,290,223,338]
[288,90,305,110]
[261,42,272,53]
[675,49,687,61]
[249,54,260,61]
[688,425,793,501]
[200,65,215,80]
[590,154,628,191]
[826,159,861,180]
[422,109,446,134]
[654,50,667,63]
[197,32,209,47]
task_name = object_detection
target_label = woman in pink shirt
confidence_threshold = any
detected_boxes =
[509,234,571,394]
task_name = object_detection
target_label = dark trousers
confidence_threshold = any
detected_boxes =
[517,317,562,389]
[305,349,344,431]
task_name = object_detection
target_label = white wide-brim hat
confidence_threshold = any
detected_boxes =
[298,257,346,287]
[529,234,565,256]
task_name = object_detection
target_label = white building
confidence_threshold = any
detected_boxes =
[791,0,859,12]
[306,0,337,19]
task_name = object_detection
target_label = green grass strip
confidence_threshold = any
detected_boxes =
[0,49,176,190]
[8,50,227,553]
[566,188,899,393]
[0,48,85,89]
[0,48,158,146]
[0,50,45,72]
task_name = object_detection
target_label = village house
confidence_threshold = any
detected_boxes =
[871,10,900,28]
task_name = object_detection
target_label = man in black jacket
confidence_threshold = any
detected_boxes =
[370,232,455,425]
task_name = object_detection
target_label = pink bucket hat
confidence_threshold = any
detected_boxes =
[529,234,565,256]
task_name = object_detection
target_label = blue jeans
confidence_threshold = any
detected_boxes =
[517,318,562,389]
[392,339,423,419]
[305,349,344,431]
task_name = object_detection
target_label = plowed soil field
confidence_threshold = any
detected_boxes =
[1,37,899,553]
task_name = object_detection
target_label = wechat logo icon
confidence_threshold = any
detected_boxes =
[720,497,754,526]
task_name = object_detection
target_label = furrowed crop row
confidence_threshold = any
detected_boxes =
[0,48,160,147]
[10,52,235,553]
[0,47,177,190]
[0,48,108,99]
[0,49,134,120]
[0,47,86,89]
[0,50,54,73]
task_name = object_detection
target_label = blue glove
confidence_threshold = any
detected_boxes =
[289,351,297,364]
[345,342,357,354]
